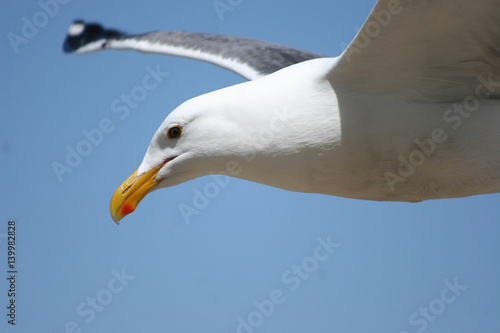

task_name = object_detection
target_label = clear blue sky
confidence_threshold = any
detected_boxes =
[1,1,499,332]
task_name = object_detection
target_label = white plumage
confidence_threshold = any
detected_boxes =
[63,0,500,222]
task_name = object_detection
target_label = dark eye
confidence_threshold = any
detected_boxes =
[167,125,182,139]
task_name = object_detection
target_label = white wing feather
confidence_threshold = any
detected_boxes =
[331,0,500,102]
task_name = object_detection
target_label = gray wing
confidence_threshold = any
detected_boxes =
[63,21,324,80]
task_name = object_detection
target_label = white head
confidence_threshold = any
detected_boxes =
[109,86,245,222]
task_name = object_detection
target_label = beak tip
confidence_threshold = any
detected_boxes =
[109,165,161,224]
[111,212,122,224]
[111,203,136,224]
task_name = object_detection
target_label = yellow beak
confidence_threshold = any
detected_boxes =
[109,163,164,224]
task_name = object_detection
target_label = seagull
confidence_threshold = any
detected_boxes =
[63,0,500,223]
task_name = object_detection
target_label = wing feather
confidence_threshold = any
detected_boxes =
[63,21,323,80]
[330,0,500,102]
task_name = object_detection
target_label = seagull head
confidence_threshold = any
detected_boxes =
[109,87,246,223]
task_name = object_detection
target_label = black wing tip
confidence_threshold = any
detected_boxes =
[62,20,125,53]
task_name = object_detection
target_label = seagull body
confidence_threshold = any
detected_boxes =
[137,58,500,202]
[63,0,500,222]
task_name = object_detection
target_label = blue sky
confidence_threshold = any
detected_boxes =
[1,1,499,332]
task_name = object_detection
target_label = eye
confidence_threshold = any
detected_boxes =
[167,125,182,139]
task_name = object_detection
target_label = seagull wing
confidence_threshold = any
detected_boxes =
[330,0,500,101]
[63,21,324,80]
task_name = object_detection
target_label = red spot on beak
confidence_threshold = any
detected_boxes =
[120,203,135,216]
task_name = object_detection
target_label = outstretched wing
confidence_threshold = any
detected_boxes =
[63,21,324,80]
[330,0,500,102]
